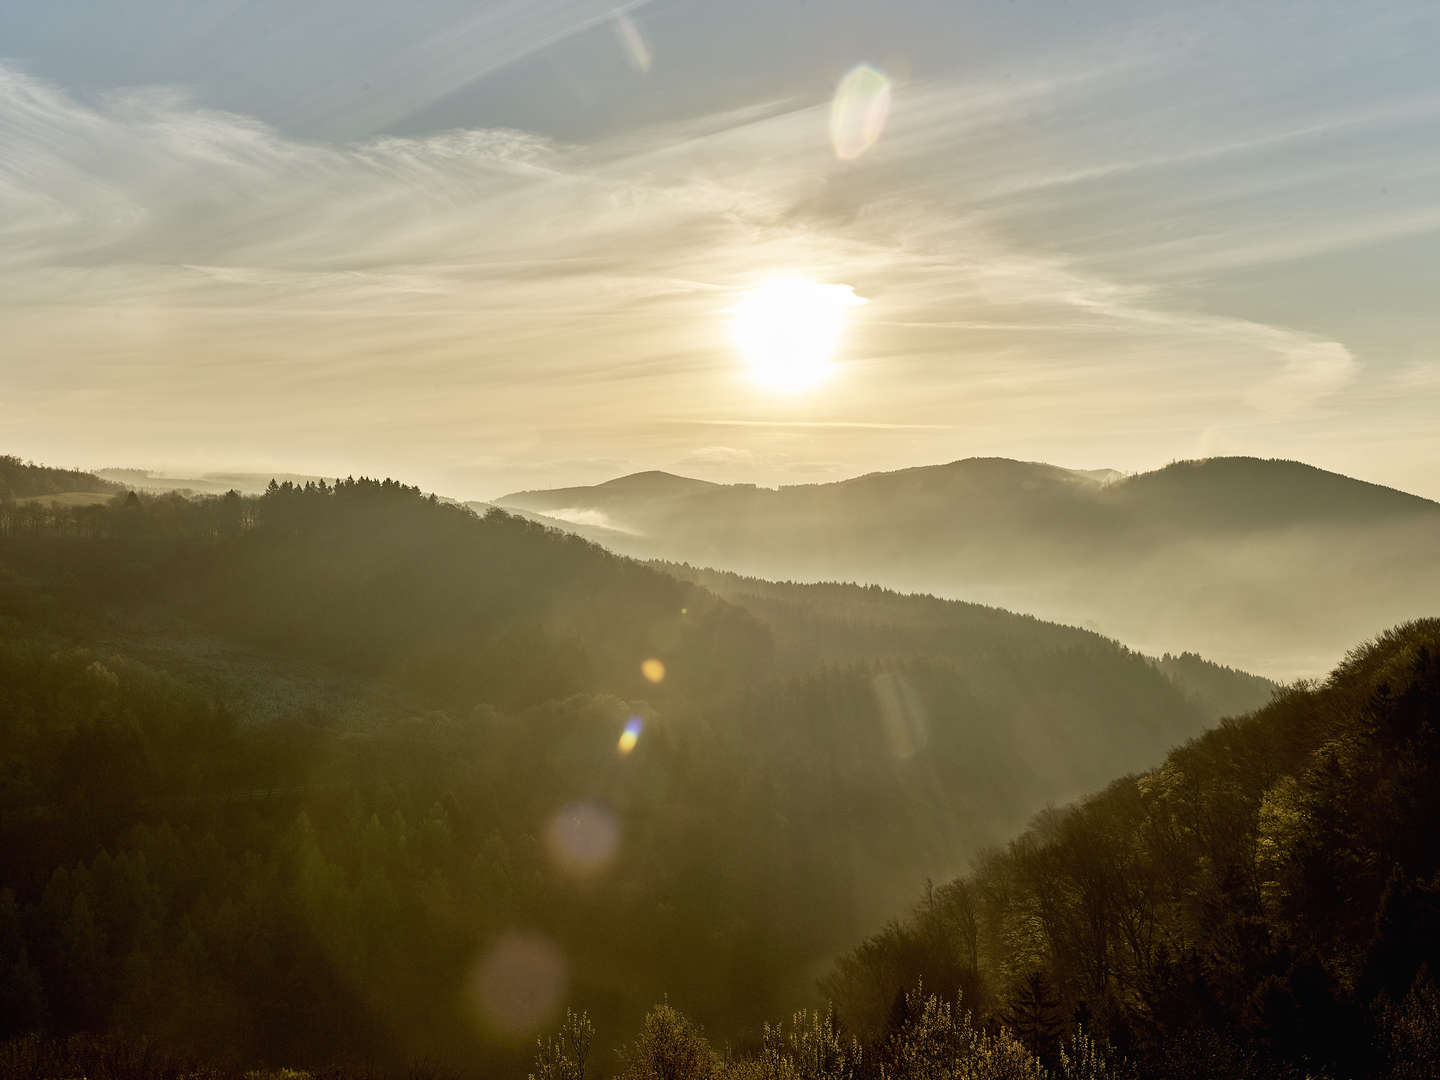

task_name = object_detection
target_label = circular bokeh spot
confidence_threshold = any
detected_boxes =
[545,801,621,877]
[464,932,568,1038]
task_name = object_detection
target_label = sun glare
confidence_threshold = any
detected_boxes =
[732,279,866,393]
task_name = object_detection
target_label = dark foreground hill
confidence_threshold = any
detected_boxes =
[0,461,1267,1076]
[497,456,1440,678]
[2,595,1432,1080]
[812,617,1440,1080]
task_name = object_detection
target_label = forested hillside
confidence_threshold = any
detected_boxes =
[809,619,1440,1079]
[0,462,1267,1076]
[665,566,1275,724]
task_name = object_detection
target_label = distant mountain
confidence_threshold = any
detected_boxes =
[499,456,1440,677]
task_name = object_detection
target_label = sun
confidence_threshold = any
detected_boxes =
[731,278,866,393]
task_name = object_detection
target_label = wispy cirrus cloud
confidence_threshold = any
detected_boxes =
[0,43,1429,495]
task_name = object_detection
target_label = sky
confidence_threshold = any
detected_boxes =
[3,0,1439,500]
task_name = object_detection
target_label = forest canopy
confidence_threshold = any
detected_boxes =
[8,459,1407,1080]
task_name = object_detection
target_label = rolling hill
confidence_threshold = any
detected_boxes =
[498,456,1440,678]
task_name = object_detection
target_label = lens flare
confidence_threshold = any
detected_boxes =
[545,801,620,877]
[641,657,666,684]
[613,13,652,72]
[464,932,567,1038]
[618,715,643,754]
[830,64,892,160]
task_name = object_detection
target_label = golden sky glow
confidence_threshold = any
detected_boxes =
[2,3,1439,498]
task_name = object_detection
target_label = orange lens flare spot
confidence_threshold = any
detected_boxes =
[641,657,666,684]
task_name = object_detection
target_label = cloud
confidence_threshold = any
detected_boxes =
[536,506,638,533]
[0,54,1409,488]
[674,445,757,467]
[1389,362,1440,391]
[271,0,664,138]
[684,420,955,431]
[1245,341,1359,415]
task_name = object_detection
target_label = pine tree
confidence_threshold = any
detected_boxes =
[1004,969,1063,1062]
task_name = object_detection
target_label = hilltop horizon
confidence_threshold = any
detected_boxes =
[500,452,1438,504]
[17,449,1440,508]
[12,448,1436,681]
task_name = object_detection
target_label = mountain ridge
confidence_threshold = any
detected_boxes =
[500,455,1440,513]
[496,455,1440,677]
